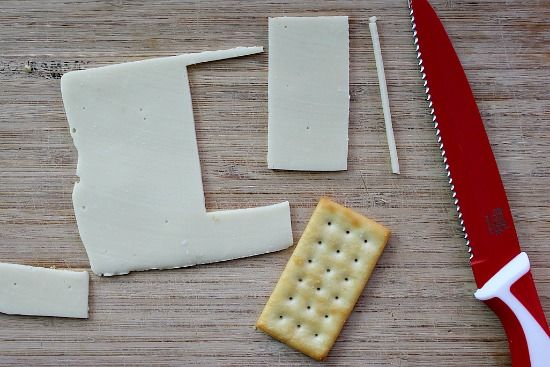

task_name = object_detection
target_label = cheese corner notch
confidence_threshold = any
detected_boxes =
[61,47,293,276]
[267,16,350,171]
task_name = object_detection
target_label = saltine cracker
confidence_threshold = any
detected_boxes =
[256,197,391,360]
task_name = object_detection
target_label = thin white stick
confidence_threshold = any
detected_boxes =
[369,16,400,175]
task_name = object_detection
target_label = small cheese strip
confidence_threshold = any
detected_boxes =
[369,16,400,174]
[257,197,391,360]
[0,263,89,318]
[267,16,350,171]
[61,47,293,276]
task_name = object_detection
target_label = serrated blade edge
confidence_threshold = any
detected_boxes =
[408,1,472,261]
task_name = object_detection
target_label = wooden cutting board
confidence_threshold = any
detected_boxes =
[0,1,548,366]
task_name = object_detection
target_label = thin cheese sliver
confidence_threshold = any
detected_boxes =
[256,197,391,360]
[369,16,399,174]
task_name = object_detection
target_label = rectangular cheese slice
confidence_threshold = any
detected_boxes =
[0,263,89,318]
[256,197,390,360]
[267,16,350,171]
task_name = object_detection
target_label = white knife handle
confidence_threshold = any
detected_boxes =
[474,252,550,367]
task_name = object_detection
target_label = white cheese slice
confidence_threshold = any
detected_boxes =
[267,16,350,171]
[0,263,89,318]
[60,47,293,276]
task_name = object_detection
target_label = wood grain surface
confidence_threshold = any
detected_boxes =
[0,0,548,366]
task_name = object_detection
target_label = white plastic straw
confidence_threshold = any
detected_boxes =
[369,16,400,175]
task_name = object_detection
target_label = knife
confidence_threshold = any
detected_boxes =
[408,0,550,366]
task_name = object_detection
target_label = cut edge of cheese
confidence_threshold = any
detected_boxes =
[181,46,263,65]
[0,262,89,319]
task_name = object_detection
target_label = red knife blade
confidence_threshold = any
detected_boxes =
[408,0,549,366]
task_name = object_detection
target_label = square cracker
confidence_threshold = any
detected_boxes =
[256,197,391,360]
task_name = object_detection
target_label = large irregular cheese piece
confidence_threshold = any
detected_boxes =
[267,17,350,171]
[60,47,293,276]
[0,263,89,318]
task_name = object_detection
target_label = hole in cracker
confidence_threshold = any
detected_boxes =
[346,230,350,234]
[307,305,311,310]
[316,287,321,291]
[326,268,331,273]
[345,277,349,281]
[308,259,312,263]
[297,324,301,328]
[288,296,293,300]
[354,258,358,262]
[336,249,340,254]
[317,240,322,245]
[364,239,368,244]
[327,221,332,226]
[298,278,303,282]
[334,296,339,300]
[279,315,283,319]
[314,333,319,337]
[324,314,329,319]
